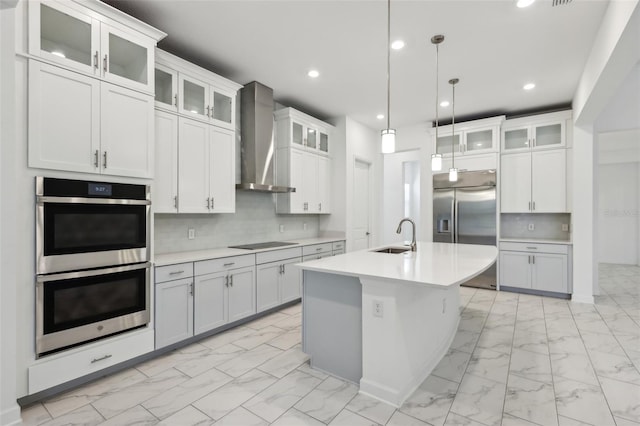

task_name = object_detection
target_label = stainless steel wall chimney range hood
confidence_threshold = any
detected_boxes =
[237,82,294,193]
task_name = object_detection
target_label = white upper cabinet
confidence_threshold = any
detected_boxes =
[275,108,332,156]
[157,49,240,130]
[501,110,571,152]
[29,0,163,94]
[431,116,504,157]
[154,110,179,213]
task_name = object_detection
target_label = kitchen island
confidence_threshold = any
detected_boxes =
[298,241,497,407]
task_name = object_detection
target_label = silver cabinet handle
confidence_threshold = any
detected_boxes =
[103,54,108,73]
[528,255,531,264]
[318,203,322,211]
[91,354,112,363]
[94,51,99,70]
[103,151,107,169]
[532,138,536,147]
[94,150,99,168]
[282,264,285,274]
[229,275,233,287]
[206,106,210,117]
[528,201,532,211]
[174,196,178,209]
[189,282,194,295]
[224,275,229,287]
[532,255,535,265]
[174,94,178,107]
[279,264,283,274]
[211,197,214,210]
[532,201,536,211]
[303,202,308,211]
[206,197,210,209]
[315,247,322,251]
[526,247,537,250]
[223,262,235,267]
[169,270,185,275]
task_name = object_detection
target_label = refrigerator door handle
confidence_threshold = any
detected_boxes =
[453,199,458,243]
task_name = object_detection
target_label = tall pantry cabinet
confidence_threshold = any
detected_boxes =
[27,0,166,179]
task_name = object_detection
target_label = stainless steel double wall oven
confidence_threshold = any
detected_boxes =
[35,177,151,356]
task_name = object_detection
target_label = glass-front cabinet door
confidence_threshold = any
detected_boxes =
[306,128,317,149]
[101,23,154,93]
[211,91,233,127]
[533,123,564,149]
[179,75,209,120]
[154,64,177,111]
[292,122,304,146]
[30,1,99,75]
[502,127,531,151]
[464,128,494,154]
[436,134,461,155]
[319,131,329,154]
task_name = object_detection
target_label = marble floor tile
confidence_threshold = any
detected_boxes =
[293,376,359,423]
[267,329,302,351]
[43,368,147,418]
[557,415,592,426]
[599,376,640,423]
[465,347,510,384]
[550,352,599,386]
[142,367,233,419]
[387,411,430,426]
[270,408,325,426]
[504,374,557,426]
[272,314,302,331]
[91,367,189,419]
[98,405,157,426]
[442,412,487,426]
[344,393,396,425]
[192,369,277,420]
[136,348,207,378]
[449,330,480,354]
[21,403,52,426]
[509,348,552,383]
[579,330,626,356]
[589,350,640,385]
[514,318,547,335]
[245,313,291,331]
[547,331,588,356]
[258,346,309,378]
[512,329,549,355]
[613,416,640,426]
[156,405,212,426]
[279,303,302,316]
[327,409,379,426]
[39,404,104,426]
[233,326,286,350]
[174,343,245,378]
[449,373,506,426]
[296,361,329,380]
[216,344,283,378]
[199,326,255,350]
[554,376,616,426]
[215,406,268,426]
[431,349,472,383]
[243,370,322,422]
[500,413,541,426]
[399,375,458,426]
[475,329,514,355]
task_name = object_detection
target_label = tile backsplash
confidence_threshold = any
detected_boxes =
[500,213,571,241]
[154,191,320,254]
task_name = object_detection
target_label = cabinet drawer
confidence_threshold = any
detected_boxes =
[195,254,255,276]
[333,249,345,255]
[500,242,569,254]
[302,252,333,262]
[155,262,193,283]
[256,247,303,265]
[302,243,333,256]
[332,241,345,251]
[29,328,154,394]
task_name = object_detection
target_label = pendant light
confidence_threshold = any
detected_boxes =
[448,78,459,182]
[381,0,396,154]
[430,35,444,171]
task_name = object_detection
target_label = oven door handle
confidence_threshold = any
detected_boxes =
[37,262,152,283]
[37,196,151,206]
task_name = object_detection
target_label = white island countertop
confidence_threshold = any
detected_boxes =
[297,241,497,288]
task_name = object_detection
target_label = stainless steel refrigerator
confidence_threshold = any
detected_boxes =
[433,170,497,289]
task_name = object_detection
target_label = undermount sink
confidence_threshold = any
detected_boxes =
[373,246,411,254]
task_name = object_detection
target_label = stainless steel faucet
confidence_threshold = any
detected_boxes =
[396,218,417,251]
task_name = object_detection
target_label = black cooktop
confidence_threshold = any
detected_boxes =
[229,241,299,250]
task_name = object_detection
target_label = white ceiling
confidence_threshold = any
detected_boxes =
[105,0,610,131]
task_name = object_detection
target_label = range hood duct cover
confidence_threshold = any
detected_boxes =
[237,81,294,193]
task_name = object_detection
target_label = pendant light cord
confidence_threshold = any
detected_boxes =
[451,81,455,169]
[435,43,439,144]
[386,0,391,131]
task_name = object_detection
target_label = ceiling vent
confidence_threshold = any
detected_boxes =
[552,0,572,6]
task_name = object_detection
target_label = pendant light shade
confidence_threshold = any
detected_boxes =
[381,129,396,154]
[448,78,459,182]
[381,0,395,154]
[430,35,444,171]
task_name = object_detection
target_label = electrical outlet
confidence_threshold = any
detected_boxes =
[528,223,535,231]
[188,228,195,240]
[373,300,384,318]
[562,223,569,232]
[279,224,285,233]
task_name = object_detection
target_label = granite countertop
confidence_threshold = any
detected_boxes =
[154,237,345,266]
[296,241,498,288]
[500,238,573,245]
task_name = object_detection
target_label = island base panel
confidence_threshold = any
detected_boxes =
[302,271,362,383]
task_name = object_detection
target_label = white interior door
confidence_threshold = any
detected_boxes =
[352,159,371,251]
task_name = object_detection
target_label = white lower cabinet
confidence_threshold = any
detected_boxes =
[193,272,226,335]
[256,247,303,313]
[499,242,571,295]
[155,277,193,348]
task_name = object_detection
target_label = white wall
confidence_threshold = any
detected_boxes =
[382,150,420,245]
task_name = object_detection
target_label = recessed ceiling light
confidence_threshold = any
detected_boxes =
[440,101,450,107]
[376,114,385,120]
[307,70,320,78]
[523,82,536,90]
[517,0,535,7]
[391,40,405,50]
